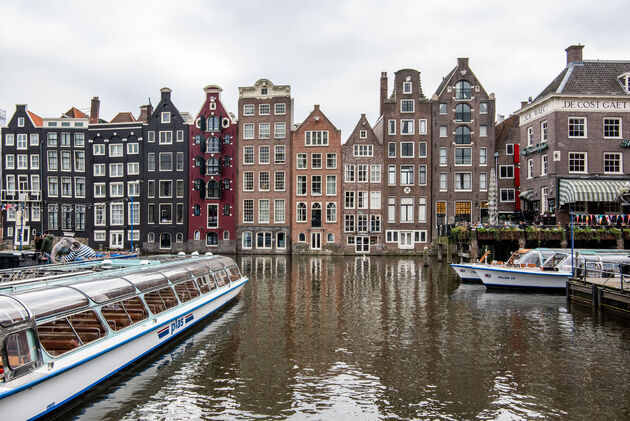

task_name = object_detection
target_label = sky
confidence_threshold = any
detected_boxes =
[0,0,627,137]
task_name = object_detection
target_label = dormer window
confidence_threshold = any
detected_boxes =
[17,117,24,127]
[161,112,170,123]
[359,130,367,139]
[403,81,412,94]
[261,87,268,95]
[620,73,630,94]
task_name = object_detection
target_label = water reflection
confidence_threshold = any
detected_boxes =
[69,255,630,420]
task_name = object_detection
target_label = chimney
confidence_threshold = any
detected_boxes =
[565,45,584,65]
[160,87,172,102]
[379,72,388,116]
[457,57,469,68]
[521,101,528,108]
[90,97,100,124]
[138,104,153,122]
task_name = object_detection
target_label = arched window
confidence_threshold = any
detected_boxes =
[223,178,231,191]
[242,231,252,248]
[207,116,220,132]
[455,103,471,122]
[455,80,471,99]
[176,233,184,243]
[298,233,306,242]
[207,180,220,198]
[206,157,220,175]
[160,233,171,249]
[223,230,229,240]
[327,233,334,243]
[311,203,322,228]
[326,203,337,223]
[455,126,471,144]
[194,230,200,240]
[206,136,220,153]
[297,202,307,222]
[148,232,155,242]
[206,232,218,246]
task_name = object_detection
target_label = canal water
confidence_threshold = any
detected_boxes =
[63,256,630,420]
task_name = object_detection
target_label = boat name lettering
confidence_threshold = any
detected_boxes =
[497,275,516,280]
[171,317,185,334]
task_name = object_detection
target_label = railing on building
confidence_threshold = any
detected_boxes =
[1,190,42,203]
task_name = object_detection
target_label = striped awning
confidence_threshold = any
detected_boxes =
[519,189,534,201]
[558,179,630,206]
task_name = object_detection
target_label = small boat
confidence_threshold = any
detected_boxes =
[450,249,530,283]
[0,254,248,420]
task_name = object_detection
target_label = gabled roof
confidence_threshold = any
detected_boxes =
[535,60,630,101]
[494,114,518,148]
[345,114,380,145]
[110,112,137,123]
[27,110,43,127]
[434,66,457,97]
[62,107,88,119]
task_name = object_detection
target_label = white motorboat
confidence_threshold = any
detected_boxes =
[0,254,248,420]
[450,249,530,283]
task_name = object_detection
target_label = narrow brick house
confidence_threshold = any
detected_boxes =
[237,79,293,254]
[291,105,342,253]
[188,85,237,253]
[342,114,384,253]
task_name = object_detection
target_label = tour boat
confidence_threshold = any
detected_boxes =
[0,254,248,420]
[450,249,530,283]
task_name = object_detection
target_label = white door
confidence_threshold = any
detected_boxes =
[356,236,370,253]
[311,232,321,250]
[110,231,124,249]
[398,231,413,249]
[14,225,30,246]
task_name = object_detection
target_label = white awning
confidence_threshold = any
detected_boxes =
[558,179,630,206]
[519,189,534,201]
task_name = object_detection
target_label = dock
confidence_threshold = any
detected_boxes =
[567,276,630,315]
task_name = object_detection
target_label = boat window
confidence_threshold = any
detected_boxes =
[227,266,241,281]
[159,267,192,283]
[101,297,148,331]
[143,287,178,315]
[70,278,136,304]
[0,296,30,327]
[196,275,217,294]
[38,310,105,357]
[4,329,38,369]
[174,280,200,303]
[213,270,229,287]
[123,272,169,292]
[518,252,540,267]
[17,287,89,320]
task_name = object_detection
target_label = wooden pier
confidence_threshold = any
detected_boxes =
[567,276,630,315]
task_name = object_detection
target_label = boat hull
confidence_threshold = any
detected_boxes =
[474,266,569,290]
[450,264,481,282]
[0,278,247,420]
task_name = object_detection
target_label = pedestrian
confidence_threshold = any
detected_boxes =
[40,231,54,264]
[33,232,43,252]
[51,237,97,263]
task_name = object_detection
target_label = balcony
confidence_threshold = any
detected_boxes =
[1,189,42,202]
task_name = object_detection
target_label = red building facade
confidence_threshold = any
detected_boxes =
[188,85,237,252]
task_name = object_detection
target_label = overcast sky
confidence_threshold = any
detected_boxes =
[0,0,626,137]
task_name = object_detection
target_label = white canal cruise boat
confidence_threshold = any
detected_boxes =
[0,254,248,420]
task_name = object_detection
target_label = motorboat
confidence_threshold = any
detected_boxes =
[450,249,530,283]
[0,254,248,420]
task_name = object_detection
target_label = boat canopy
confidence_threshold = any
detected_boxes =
[69,277,136,304]
[187,261,213,277]
[159,267,192,284]
[15,286,89,319]
[0,295,30,327]
[122,272,169,291]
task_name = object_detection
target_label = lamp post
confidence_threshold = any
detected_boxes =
[130,195,134,253]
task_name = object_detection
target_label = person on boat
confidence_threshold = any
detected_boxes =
[41,231,54,263]
[51,237,97,263]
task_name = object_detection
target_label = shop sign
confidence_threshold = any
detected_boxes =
[621,139,630,148]
[522,142,549,156]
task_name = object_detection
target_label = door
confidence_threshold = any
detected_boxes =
[14,225,30,246]
[311,232,321,250]
[110,231,124,249]
[398,231,413,249]
[355,236,370,253]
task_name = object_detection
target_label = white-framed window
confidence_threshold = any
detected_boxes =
[243,199,254,223]
[5,133,14,146]
[242,231,253,248]
[159,180,172,198]
[370,165,381,183]
[479,125,487,137]
[161,112,170,123]
[47,151,58,171]
[176,130,184,142]
[109,163,124,177]
[439,173,447,191]
[480,172,487,191]
[93,144,105,155]
[357,165,368,182]
[418,142,427,158]
[527,158,534,179]
[401,99,414,113]
[127,162,140,175]
[311,153,322,169]
[296,153,307,169]
[30,154,39,170]
[387,197,396,223]
[275,171,286,191]
[568,117,586,138]
[243,146,254,164]
[242,171,254,191]
[527,126,534,146]
[345,191,355,209]
[274,145,286,164]
[93,163,105,176]
[259,123,270,139]
[326,175,336,195]
[418,164,427,185]
[399,197,414,223]
[147,131,155,143]
[30,133,39,146]
[604,152,622,174]
[297,175,307,195]
[500,189,515,202]
[439,103,447,114]
[439,126,447,137]
[110,203,124,225]
[345,165,355,182]
[418,197,427,222]
[326,153,337,169]
[206,204,218,228]
[5,154,14,170]
[344,215,355,232]
[243,104,255,116]
[403,81,412,94]
[401,119,414,135]
[60,132,71,147]
[353,144,373,157]
[94,183,106,198]
[455,147,472,165]
[243,123,254,139]
[479,147,487,166]
[275,103,286,115]
[47,132,57,146]
[128,181,140,197]
[259,103,270,115]
[258,199,270,223]
[506,144,514,155]
[61,177,72,197]
[388,165,396,185]
[454,172,472,191]
[274,199,285,223]
[400,165,414,185]
[370,191,381,209]
[388,119,396,135]
[388,142,396,158]
[94,204,106,226]
[274,122,286,139]
[127,143,139,154]
[326,202,337,223]
[110,182,124,197]
[400,142,414,158]
[541,154,548,176]
[75,177,86,197]
[259,145,270,164]
[568,152,587,173]
[603,118,621,138]
[541,121,548,142]
[479,102,488,114]
[159,131,173,145]
[296,202,307,223]
[311,175,322,195]
[17,117,24,127]
[419,119,427,135]
[359,130,367,139]
[259,171,270,191]
[499,165,514,179]
[439,148,447,166]
[305,130,328,146]
[109,143,123,157]
[16,134,27,149]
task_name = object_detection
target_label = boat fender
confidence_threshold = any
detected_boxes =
[205,252,213,256]
[100,259,113,269]
[178,252,186,257]
[191,251,200,256]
